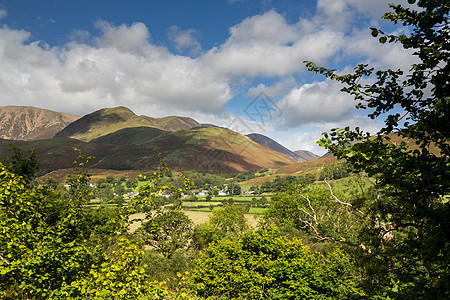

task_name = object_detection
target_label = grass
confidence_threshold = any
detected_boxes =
[181,202,221,207]
[197,196,271,202]
[248,207,267,214]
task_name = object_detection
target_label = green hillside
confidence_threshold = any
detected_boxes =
[55,106,199,142]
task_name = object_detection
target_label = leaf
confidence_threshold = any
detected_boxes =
[371,28,379,37]
[379,36,387,44]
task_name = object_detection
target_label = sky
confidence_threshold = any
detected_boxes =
[0,0,416,155]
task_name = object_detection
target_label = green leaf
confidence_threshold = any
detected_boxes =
[370,28,379,37]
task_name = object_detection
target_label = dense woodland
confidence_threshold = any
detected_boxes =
[1,1,449,299]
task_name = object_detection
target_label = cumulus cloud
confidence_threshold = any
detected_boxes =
[0,9,6,20]
[246,77,297,98]
[316,0,416,24]
[0,22,231,116]
[278,80,356,127]
[200,10,346,79]
[94,21,152,56]
[168,26,202,56]
[276,113,384,155]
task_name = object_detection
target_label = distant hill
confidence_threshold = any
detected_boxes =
[55,106,199,142]
[294,150,320,161]
[0,105,299,174]
[151,127,296,172]
[0,125,295,174]
[0,106,81,140]
[247,133,314,162]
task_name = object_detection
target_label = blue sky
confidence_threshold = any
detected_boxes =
[0,0,415,154]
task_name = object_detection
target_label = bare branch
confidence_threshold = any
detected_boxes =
[324,179,352,207]
[0,252,10,266]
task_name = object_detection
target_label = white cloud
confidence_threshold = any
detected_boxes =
[343,27,416,71]
[247,77,297,98]
[316,0,416,23]
[278,79,356,127]
[0,23,232,116]
[200,10,345,79]
[94,21,151,56]
[278,130,327,155]
[277,113,384,155]
[168,26,202,56]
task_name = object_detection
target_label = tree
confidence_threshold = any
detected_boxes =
[141,210,193,258]
[105,175,115,184]
[0,149,194,298]
[0,150,125,298]
[191,205,248,251]
[126,178,138,189]
[189,225,364,299]
[226,182,241,195]
[305,0,449,297]
[266,176,372,246]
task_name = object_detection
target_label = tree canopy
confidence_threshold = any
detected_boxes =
[303,0,449,297]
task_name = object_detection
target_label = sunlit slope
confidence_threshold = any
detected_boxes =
[142,127,297,172]
[55,106,199,142]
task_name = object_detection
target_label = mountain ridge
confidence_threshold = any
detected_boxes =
[55,106,200,142]
[0,106,81,141]
[246,133,319,162]
[0,106,296,174]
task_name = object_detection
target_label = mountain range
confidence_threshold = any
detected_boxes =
[0,105,319,174]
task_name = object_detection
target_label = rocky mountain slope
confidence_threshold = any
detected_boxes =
[0,106,81,140]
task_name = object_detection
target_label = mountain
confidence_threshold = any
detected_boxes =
[83,126,295,172]
[0,106,81,140]
[246,133,307,162]
[294,150,320,161]
[0,125,295,174]
[55,106,199,142]
[148,127,296,172]
[0,105,297,174]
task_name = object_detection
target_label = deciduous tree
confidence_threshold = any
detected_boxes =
[304,0,449,297]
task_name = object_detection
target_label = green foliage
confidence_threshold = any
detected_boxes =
[189,225,364,299]
[259,167,269,173]
[318,162,350,180]
[0,151,124,298]
[191,205,248,251]
[266,177,372,245]
[141,250,194,282]
[0,149,197,299]
[140,210,193,258]
[2,145,39,184]
[226,182,241,195]
[181,171,226,190]
[235,170,257,182]
[126,178,138,188]
[304,0,449,297]
[259,174,311,193]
